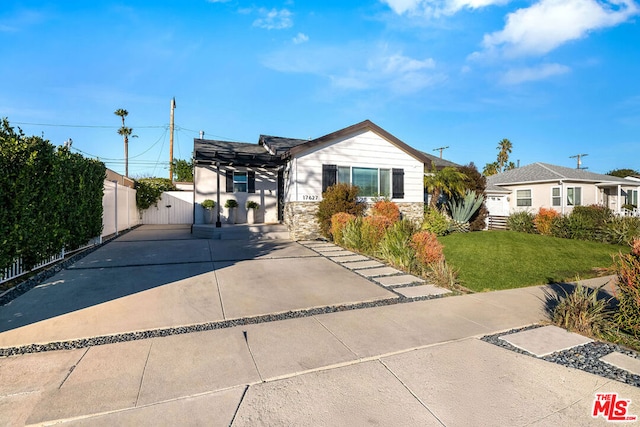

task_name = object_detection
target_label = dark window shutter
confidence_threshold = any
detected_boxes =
[392,168,404,199]
[248,170,256,193]
[225,170,233,193]
[322,164,337,193]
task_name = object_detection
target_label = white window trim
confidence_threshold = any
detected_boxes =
[566,186,582,206]
[516,188,532,207]
[551,186,561,207]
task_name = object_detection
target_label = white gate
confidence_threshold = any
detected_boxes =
[141,191,193,224]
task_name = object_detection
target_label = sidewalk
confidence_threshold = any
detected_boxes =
[1,226,639,426]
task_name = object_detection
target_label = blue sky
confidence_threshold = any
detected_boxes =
[1,0,639,177]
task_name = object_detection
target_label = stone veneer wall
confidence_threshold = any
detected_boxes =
[284,201,424,241]
[284,201,323,240]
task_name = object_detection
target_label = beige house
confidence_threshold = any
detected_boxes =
[486,163,640,217]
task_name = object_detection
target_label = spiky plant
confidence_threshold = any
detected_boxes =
[447,190,484,233]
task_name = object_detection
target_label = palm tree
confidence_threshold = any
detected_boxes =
[496,138,512,172]
[424,163,467,209]
[114,109,132,177]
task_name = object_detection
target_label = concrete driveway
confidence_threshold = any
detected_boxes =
[2,225,640,426]
[0,225,395,347]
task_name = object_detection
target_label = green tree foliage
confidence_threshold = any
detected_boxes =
[172,158,193,182]
[483,138,516,176]
[607,168,640,178]
[424,163,467,209]
[134,178,175,210]
[316,183,366,238]
[0,118,105,272]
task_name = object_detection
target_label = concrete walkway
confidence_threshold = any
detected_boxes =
[1,225,638,426]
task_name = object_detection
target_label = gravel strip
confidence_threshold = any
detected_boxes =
[0,292,454,357]
[482,325,640,388]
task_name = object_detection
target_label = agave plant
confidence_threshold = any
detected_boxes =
[447,190,484,233]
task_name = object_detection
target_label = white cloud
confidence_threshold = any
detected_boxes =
[293,32,309,44]
[481,0,639,57]
[501,63,571,84]
[253,8,293,30]
[381,0,510,17]
[263,45,442,95]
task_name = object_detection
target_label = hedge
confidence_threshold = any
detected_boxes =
[0,118,105,272]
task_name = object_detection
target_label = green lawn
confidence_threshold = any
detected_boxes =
[439,231,629,292]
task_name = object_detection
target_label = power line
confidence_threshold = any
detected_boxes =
[13,121,166,129]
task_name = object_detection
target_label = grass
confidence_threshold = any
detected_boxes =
[439,231,629,292]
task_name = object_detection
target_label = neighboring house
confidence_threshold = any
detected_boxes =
[485,162,640,217]
[193,120,453,239]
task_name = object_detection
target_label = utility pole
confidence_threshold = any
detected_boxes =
[169,97,176,181]
[433,146,449,159]
[570,153,588,170]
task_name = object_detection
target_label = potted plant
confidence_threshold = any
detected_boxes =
[201,199,216,224]
[224,199,238,224]
[246,200,260,224]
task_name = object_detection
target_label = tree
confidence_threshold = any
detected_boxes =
[114,108,133,177]
[172,158,193,182]
[483,138,515,176]
[607,168,640,178]
[424,163,467,209]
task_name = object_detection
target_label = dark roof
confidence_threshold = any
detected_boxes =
[419,151,460,169]
[194,139,283,167]
[487,162,639,187]
[259,135,308,155]
[193,120,459,169]
[285,120,437,165]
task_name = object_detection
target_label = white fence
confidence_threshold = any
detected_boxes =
[102,180,139,237]
[141,191,193,224]
[1,250,65,285]
[618,208,640,218]
[1,181,139,285]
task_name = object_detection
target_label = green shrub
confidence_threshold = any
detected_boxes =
[357,215,392,254]
[613,239,640,338]
[224,199,238,208]
[0,119,105,272]
[552,283,610,337]
[447,190,484,233]
[603,217,640,246]
[330,212,355,245]
[316,183,366,238]
[429,259,459,289]
[507,211,536,233]
[342,218,365,252]
[246,200,259,210]
[135,178,175,210]
[550,215,571,239]
[421,208,450,236]
[201,199,216,210]
[377,220,417,271]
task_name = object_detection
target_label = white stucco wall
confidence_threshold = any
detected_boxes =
[503,181,601,214]
[194,165,279,224]
[286,130,424,203]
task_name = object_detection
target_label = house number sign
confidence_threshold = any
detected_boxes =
[302,195,319,201]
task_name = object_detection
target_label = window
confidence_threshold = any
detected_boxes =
[626,189,638,207]
[225,169,256,193]
[567,187,582,206]
[323,165,400,198]
[233,172,247,193]
[552,187,561,206]
[516,189,532,207]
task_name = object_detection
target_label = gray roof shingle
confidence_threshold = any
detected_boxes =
[487,162,638,186]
